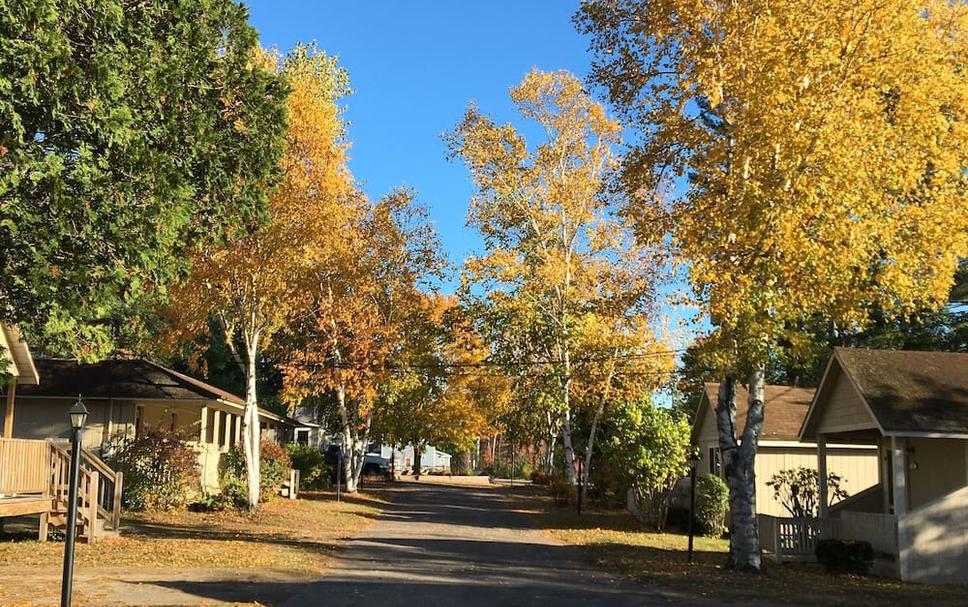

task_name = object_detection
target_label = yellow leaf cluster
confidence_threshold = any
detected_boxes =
[585,0,968,365]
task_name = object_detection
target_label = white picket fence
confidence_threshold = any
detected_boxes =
[759,512,898,563]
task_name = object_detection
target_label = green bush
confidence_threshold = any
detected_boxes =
[816,539,874,574]
[221,438,292,505]
[695,474,729,536]
[286,443,331,489]
[110,426,199,511]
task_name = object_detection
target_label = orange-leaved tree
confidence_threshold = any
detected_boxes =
[279,188,446,492]
[371,295,498,476]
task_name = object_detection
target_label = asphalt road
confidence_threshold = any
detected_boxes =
[278,481,669,607]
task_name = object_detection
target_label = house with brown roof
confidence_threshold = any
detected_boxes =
[795,347,968,584]
[692,382,879,517]
[4,358,294,492]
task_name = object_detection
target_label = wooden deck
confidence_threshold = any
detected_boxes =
[0,437,122,542]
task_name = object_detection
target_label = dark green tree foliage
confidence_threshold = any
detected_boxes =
[0,0,288,357]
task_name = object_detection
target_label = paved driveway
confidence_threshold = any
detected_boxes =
[277,481,666,606]
[148,481,675,606]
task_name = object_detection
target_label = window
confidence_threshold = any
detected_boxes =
[708,447,722,476]
[296,429,310,446]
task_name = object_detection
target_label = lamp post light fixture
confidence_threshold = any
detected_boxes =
[61,395,88,607]
[687,449,701,564]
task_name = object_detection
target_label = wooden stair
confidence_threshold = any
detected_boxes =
[46,442,123,543]
[0,438,122,543]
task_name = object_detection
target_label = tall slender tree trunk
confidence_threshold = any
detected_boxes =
[544,412,557,474]
[559,344,577,485]
[716,369,766,571]
[560,406,577,485]
[241,338,261,510]
[580,400,605,504]
[220,313,262,511]
[413,441,423,479]
[580,357,615,503]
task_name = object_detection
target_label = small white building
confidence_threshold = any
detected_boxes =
[794,348,968,584]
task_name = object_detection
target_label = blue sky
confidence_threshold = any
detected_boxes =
[245,1,702,347]
[246,1,590,279]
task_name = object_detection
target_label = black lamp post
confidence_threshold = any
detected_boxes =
[687,449,701,564]
[61,395,88,607]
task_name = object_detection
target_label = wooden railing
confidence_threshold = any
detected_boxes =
[49,443,123,539]
[1,438,122,541]
[0,438,51,494]
[841,511,897,557]
[79,447,123,531]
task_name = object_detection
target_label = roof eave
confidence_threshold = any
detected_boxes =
[1,325,39,385]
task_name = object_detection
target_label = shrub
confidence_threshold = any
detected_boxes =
[286,443,331,489]
[221,438,292,505]
[549,474,574,507]
[110,426,199,511]
[816,539,874,574]
[694,474,729,536]
[599,399,692,528]
[530,470,551,486]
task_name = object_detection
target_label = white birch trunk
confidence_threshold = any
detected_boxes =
[580,358,614,503]
[242,338,261,510]
[560,406,577,485]
[715,370,765,571]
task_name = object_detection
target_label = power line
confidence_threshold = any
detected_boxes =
[310,346,689,374]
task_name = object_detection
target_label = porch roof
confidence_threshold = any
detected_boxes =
[801,348,968,439]
[13,358,290,425]
[1,325,39,385]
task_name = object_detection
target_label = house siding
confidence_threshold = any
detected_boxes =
[756,446,879,516]
[814,367,879,434]
[907,437,968,510]
[694,402,879,517]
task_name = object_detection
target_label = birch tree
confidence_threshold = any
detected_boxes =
[580,0,968,570]
[448,69,664,484]
[165,44,353,508]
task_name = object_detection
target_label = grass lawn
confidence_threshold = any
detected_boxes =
[0,490,384,606]
[536,506,968,607]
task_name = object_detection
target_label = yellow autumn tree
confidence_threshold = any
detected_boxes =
[448,69,669,485]
[580,0,968,569]
[371,295,498,475]
[164,43,355,508]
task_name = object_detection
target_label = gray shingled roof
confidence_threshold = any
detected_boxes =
[834,348,968,435]
[17,358,245,405]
